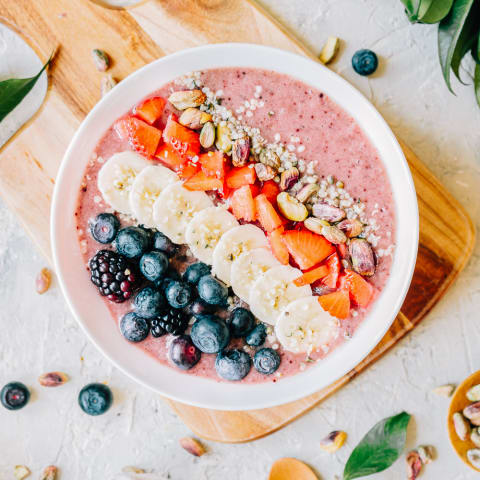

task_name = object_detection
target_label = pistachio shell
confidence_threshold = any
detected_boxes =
[14,465,30,480]
[101,74,116,97]
[467,385,480,402]
[319,430,347,453]
[40,466,57,480]
[464,402,480,426]
[277,192,308,221]
[168,89,206,110]
[319,36,340,65]
[279,167,299,191]
[321,225,347,244]
[432,384,455,397]
[179,108,204,129]
[122,467,146,473]
[296,184,319,203]
[453,412,470,441]
[254,163,276,181]
[38,371,69,387]
[232,136,250,167]
[180,437,206,457]
[91,49,110,72]
[349,238,375,276]
[417,445,434,465]
[406,451,422,480]
[312,202,346,222]
[36,268,52,294]
[215,124,232,153]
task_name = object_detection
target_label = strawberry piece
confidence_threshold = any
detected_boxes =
[177,161,201,180]
[255,194,283,233]
[163,114,200,158]
[231,185,256,221]
[155,144,186,170]
[323,253,341,289]
[318,290,350,319]
[115,117,162,157]
[337,243,348,259]
[293,265,329,287]
[282,230,335,270]
[225,166,256,189]
[268,226,289,265]
[183,170,223,191]
[343,270,375,308]
[133,96,166,125]
[200,151,226,179]
[260,180,281,205]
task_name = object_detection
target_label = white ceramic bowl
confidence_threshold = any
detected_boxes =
[51,43,418,410]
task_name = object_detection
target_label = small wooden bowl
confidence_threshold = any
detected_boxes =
[448,371,480,472]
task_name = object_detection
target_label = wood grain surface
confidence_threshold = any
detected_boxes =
[0,0,475,443]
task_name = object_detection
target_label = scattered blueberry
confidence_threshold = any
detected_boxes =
[190,315,230,353]
[89,213,120,244]
[120,312,149,342]
[150,307,189,337]
[197,275,228,306]
[115,226,151,259]
[139,251,169,282]
[189,298,216,317]
[78,383,113,416]
[253,348,281,375]
[183,262,211,285]
[227,308,255,337]
[215,349,252,381]
[1,382,30,410]
[169,335,201,370]
[352,49,378,76]
[165,280,192,309]
[245,323,267,347]
[134,286,164,319]
[153,231,177,257]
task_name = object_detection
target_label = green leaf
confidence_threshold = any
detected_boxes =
[401,0,419,21]
[472,33,480,64]
[475,63,480,107]
[0,55,52,123]
[343,412,411,480]
[418,0,454,23]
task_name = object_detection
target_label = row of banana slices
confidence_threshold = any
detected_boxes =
[98,151,340,354]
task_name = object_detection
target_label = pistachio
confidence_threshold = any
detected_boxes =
[319,36,340,65]
[432,384,456,397]
[467,385,480,402]
[259,149,281,169]
[322,225,347,244]
[36,267,52,294]
[38,371,69,387]
[467,449,480,469]
[406,451,422,480]
[122,467,146,473]
[14,465,30,480]
[472,428,480,448]
[40,466,57,480]
[215,124,232,153]
[101,74,116,97]
[179,108,204,129]
[232,136,250,166]
[464,402,480,426]
[277,192,308,221]
[254,163,276,181]
[453,412,470,441]
[91,49,110,72]
[349,238,376,276]
[180,437,206,457]
[304,217,325,235]
[199,122,215,149]
[296,183,319,203]
[312,202,346,222]
[337,218,363,238]
[417,445,434,465]
[168,89,206,110]
[280,167,299,191]
[319,430,347,452]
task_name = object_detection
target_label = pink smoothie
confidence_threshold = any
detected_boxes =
[75,67,395,384]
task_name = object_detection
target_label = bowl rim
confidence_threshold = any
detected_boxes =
[51,43,419,410]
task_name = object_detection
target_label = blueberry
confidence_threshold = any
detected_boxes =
[90,213,120,244]
[115,226,151,259]
[189,298,216,317]
[183,262,211,285]
[169,335,201,370]
[153,231,177,256]
[139,251,169,282]
[245,323,267,347]
[165,280,192,309]
[134,286,164,319]
[215,349,252,381]
[352,49,378,76]
[253,348,281,375]
[227,308,255,337]
[78,383,113,416]
[190,315,230,353]
[120,312,149,342]
[1,382,30,410]
[197,275,228,306]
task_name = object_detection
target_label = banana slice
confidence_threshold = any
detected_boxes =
[212,224,268,285]
[97,151,150,214]
[275,297,340,354]
[185,206,239,265]
[231,248,280,302]
[129,165,179,228]
[249,265,312,325]
[152,181,213,244]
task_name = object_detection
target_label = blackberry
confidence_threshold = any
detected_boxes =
[89,250,137,303]
[150,308,189,337]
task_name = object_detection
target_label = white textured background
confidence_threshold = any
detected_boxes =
[1,0,480,478]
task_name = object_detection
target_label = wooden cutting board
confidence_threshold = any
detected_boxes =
[0,0,475,443]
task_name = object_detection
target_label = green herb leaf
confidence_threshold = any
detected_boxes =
[0,55,52,123]
[400,0,418,20]
[475,63,480,107]
[472,33,480,64]
[343,412,411,480]
[418,0,453,23]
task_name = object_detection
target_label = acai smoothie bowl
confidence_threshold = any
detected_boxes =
[52,44,418,410]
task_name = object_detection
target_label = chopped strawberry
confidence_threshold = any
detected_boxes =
[343,270,375,308]
[200,151,226,179]
[163,114,200,158]
[318,290,350,319]
[268,227,290,265]
[183,170,223,191]
[249,183,261,197]
[133,96,166,125]
[155,144,186,170]
[114,117,162,157]
[282,230,335,270]
[177,161,200,180]
[323,253,341,289]
[260,180,281,205]
[225,166,256,189]
[255,194,283,233]
[293,265,329,287]
[230,185,256,221]
[337,243,348,259]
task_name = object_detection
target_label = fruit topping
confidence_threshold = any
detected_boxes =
[165,280,193,309]
[317,290,350,320]
[199,121,216,148]
[179,107,210,130]
[183,170,224,192]
[253,348,281,375]
[168,89,206,110]
[89,213,120,244]
[120,312,150,342]
[163,115,201,158]
[279,167,299,191]
[282,230,335,270]
[150,307,189,337]
[78,383,113,416]
[189,298,216,317]
[114,226,151,259]
[245,323,267,347]
[225,166,256,189]
[1,382,30,410]
[349,238,376,276]
[255,194,283,233]
[227,307,255,337]
[169,335,201,370]
[215,349,252,381]
[321,225,347,244]
[268,226,290,265]
[277,192,308,221]
[352,49,378,76]
[133,286,165,319]
[312,202,346,222]
[183,262,211,285]
[230,185,257,221]
[133,96,166,125]
[139,251,169,282]
[342,270,374,308]
[215,124,232,153]
[199,151,226,179]
[337,218,363,238]
[197,275,229,306]
[155,143,187,170]
[152,231,177,257]
[190,315,230,353]
[231,136,251,167]
[115,116,162,157]
[322,253,341,289]
[293,265,329,287]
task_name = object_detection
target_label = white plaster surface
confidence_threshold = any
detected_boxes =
[1,0,480,478]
